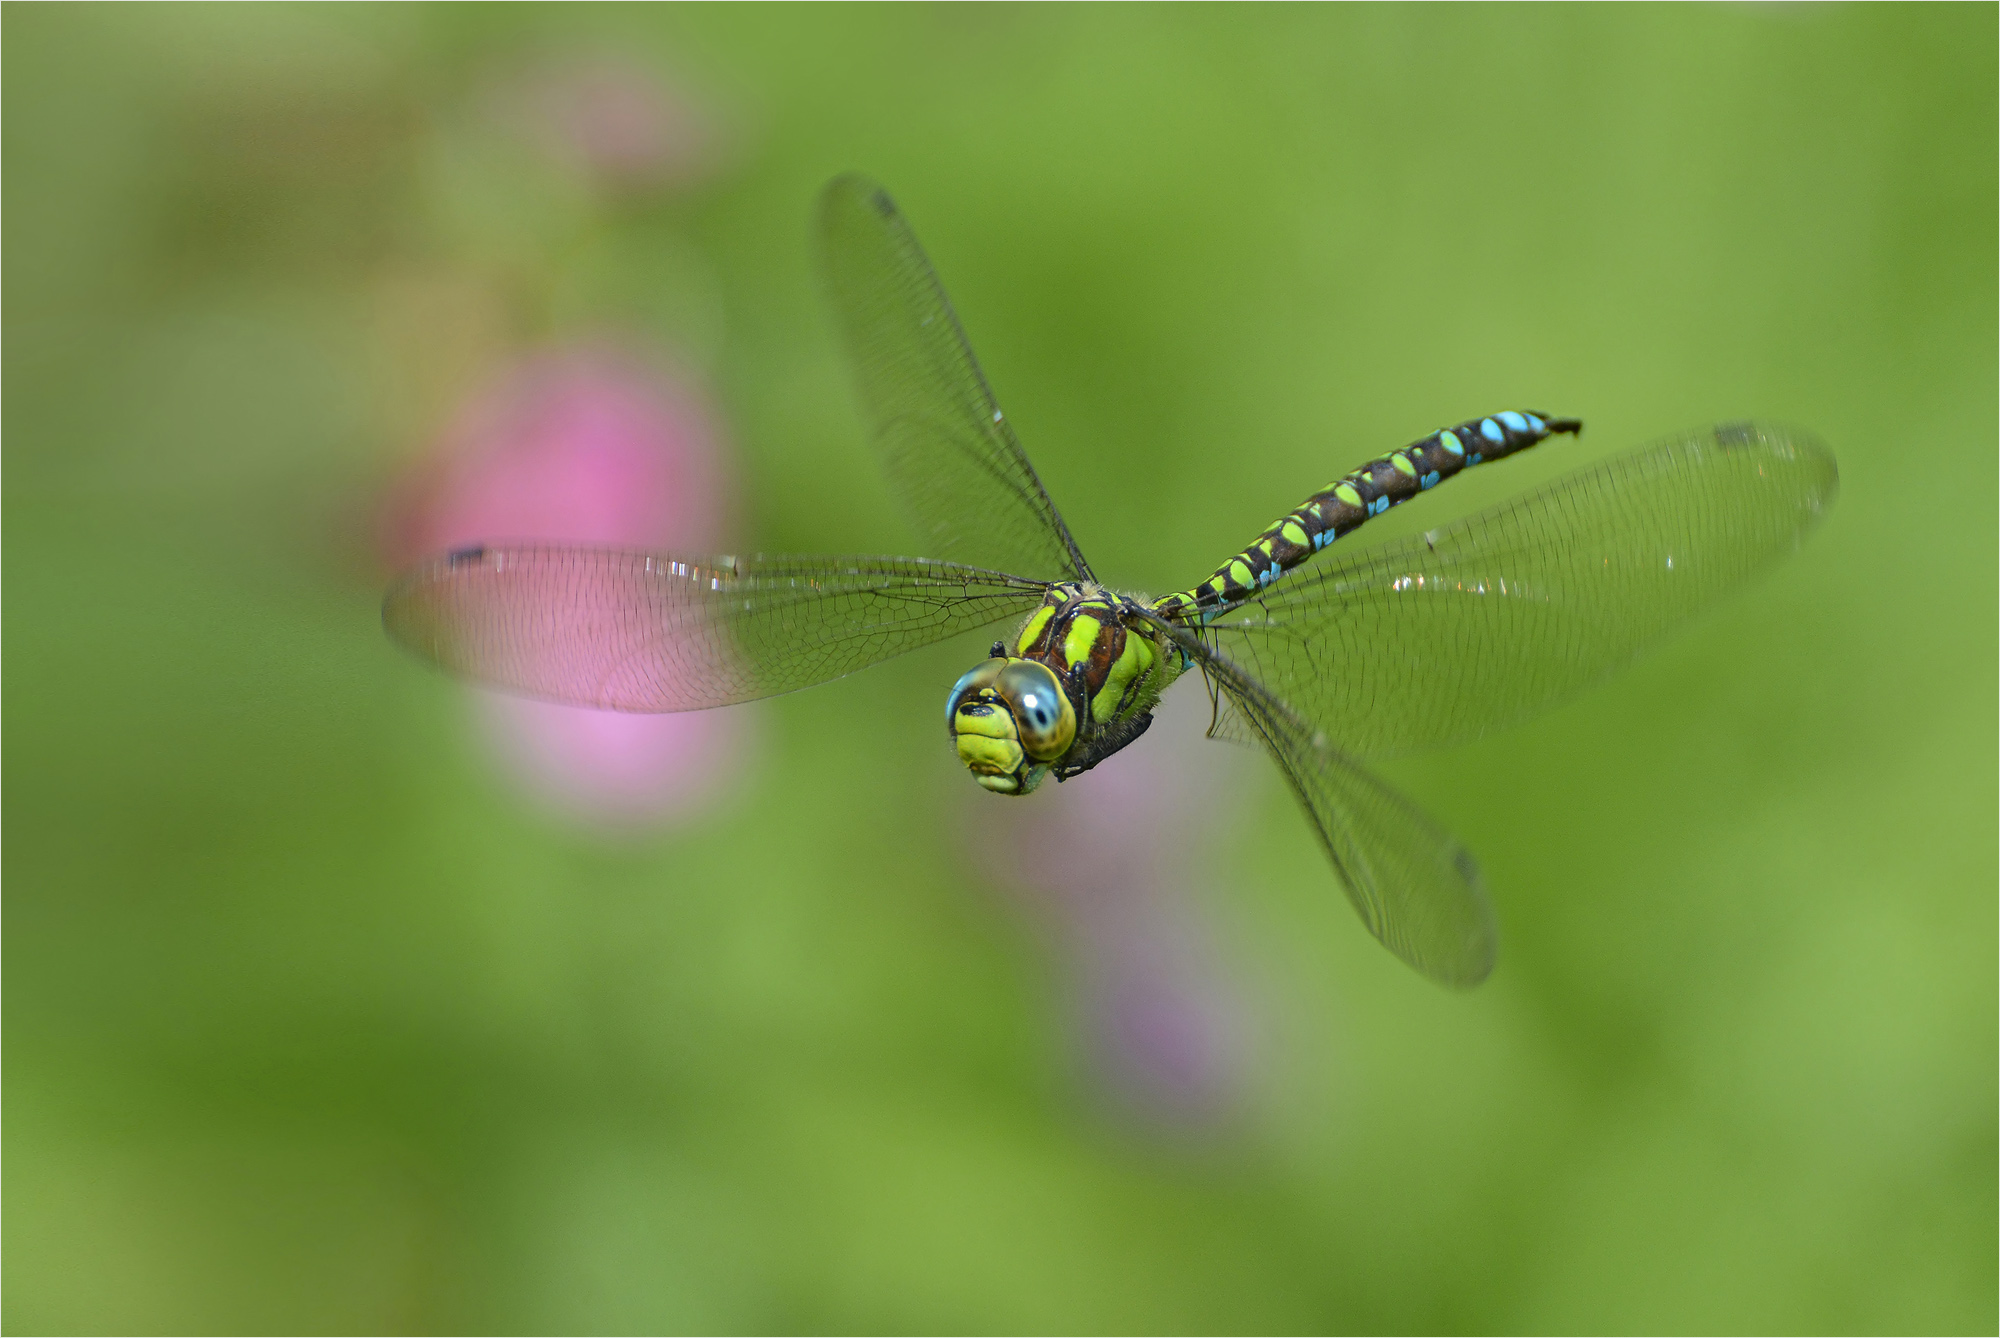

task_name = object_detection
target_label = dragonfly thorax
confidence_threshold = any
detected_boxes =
[1015,584,1136,713]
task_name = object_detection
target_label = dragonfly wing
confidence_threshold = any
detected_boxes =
[818,174,1092,583]
[1201,422,1837,758]
[383,546,1049,711]
[1151,616,1495,986]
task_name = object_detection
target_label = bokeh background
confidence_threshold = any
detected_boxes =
[7,5,1994,1333]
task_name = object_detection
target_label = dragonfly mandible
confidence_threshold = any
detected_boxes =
[383,175,1837,987]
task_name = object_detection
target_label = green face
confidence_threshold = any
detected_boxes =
[944,657,1076,794]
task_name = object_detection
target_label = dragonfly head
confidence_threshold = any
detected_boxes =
[945,655,1075,795]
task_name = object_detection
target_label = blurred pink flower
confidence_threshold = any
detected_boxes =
[384,345,748,828]
[974,696,1257,1129]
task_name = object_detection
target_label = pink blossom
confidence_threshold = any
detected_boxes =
[385,345,748,829]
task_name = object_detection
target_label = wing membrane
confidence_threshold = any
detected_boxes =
[1200,423,1837,758]
[1137,423,1834,983]
[1155,616,1494,986]
[383,546,1048,711]
[818,174,1091,582]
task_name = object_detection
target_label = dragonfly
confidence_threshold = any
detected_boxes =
[383,175,1837,988]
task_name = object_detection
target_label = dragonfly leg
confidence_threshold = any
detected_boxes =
[1060,660,1091,716]
[1052,710,1154,782]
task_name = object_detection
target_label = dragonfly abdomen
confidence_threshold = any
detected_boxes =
[1155,410,1581,621]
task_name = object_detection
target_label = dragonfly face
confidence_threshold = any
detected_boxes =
[946,655,1074,794]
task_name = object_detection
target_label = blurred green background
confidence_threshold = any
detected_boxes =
[6,5,1994,1333]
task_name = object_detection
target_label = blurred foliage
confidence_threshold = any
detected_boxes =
[5,4,1995,1333]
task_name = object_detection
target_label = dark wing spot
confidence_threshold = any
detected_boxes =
[446,545,486,565]
[1453,846,1483,884]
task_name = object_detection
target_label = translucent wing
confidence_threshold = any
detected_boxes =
[1199,423,1837,759]
[818,174,1092,583]
[1150,615,1495,986]
[382,546,1049,711]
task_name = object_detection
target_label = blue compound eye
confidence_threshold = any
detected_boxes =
[995,659,1076,761]
[945,658,1007,729]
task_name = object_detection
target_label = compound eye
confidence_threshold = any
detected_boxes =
[995,659,1076,761]
[945,658,1007,729]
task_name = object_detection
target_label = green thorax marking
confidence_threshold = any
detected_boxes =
[1153,410,1581,624]
[1016,584,1176,730]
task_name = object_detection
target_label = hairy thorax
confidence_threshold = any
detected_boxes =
[1014,583,1174,735]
